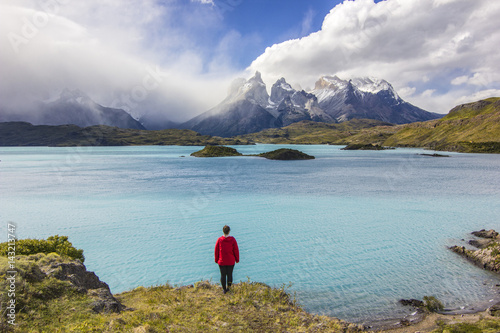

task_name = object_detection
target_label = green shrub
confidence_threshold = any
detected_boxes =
[434,319,500,333]
[423,295,444,312]
[0,235,84,262]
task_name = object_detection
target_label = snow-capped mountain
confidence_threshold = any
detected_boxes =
[180,72,442,137]
[269,78,334,126]
[0,89,145,130]
[311,76,441,123]
[180,72,278,137]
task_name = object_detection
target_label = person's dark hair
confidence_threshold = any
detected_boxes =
[223,225,230,235]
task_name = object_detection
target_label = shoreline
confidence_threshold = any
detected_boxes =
[2,230,500,331]
[367,229,500,332]
[364,292,500,332]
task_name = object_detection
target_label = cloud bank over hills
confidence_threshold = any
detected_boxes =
[1,0,499,124]
[0,0,240,122]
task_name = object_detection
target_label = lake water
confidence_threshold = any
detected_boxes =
[1,145,499,324]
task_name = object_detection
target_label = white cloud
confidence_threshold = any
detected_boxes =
[455,89,500,105]
[300,9,315,37]
[422,89,436,98]
[249,0,500,114]
[398,87,417,99]
[451,76,469,85]
[192,0,214,5]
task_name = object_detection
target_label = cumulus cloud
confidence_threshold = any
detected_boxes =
[0,0,242,122]
[249,0,500,113]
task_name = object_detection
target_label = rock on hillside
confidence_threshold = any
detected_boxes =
[0,253,123,314]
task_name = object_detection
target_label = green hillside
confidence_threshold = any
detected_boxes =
[384,97,500,153]
[237,119,396,145]
[240,98,500,153]
[0,122,250,146]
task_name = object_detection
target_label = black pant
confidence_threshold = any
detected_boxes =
[219,265,234,290]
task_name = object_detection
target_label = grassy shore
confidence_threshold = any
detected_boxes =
[0,253,361,332]
[2,236,500,332]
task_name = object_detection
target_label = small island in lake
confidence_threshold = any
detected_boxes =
[257,148,315,160]
[419,153,450,157]
[191,146,315,160]
[190,145,243,157]
[341,143,388,150]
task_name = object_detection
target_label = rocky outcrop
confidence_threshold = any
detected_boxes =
[43,261,110,292]
[40,258,123,313]
[399,299,424,307]
[449,229,500,318]
[450,229,500,273]
[472,229,499,239]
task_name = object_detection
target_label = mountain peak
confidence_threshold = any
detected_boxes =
[248,71,265,86]
[225,71,268,106]
[314,76,348,91]
[59,88,93,105]
[270,77,295,104]
[350,77,394,95]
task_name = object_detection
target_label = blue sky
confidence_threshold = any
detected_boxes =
[217,0,336,66]
[212,0,384,68]
[1,0,500,121]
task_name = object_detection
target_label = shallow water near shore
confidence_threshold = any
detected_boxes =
[1,145,499,324]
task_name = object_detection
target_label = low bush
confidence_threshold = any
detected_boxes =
[0,235,84,262]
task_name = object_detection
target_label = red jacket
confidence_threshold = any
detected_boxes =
[215,235,239,266]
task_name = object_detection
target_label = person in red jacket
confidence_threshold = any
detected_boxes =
[214,225,239,294]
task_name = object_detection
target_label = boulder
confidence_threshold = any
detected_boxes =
[489,302,500,317]
[399,299,424,307]
[472,229,499,239]
[89,288,123,314]
[469,238,494,249]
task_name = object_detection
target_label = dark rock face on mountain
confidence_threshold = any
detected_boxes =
[185,99,277,137]
[274,89,334,127]
[139,116,179,131]
[181,73,441,137]
[1,89,145,130]
[180,72,279,137]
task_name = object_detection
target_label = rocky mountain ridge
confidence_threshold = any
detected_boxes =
[0,89,145,130]
[180,72,442,137]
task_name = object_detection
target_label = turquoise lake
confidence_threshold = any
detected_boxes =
[1,145,499,323]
